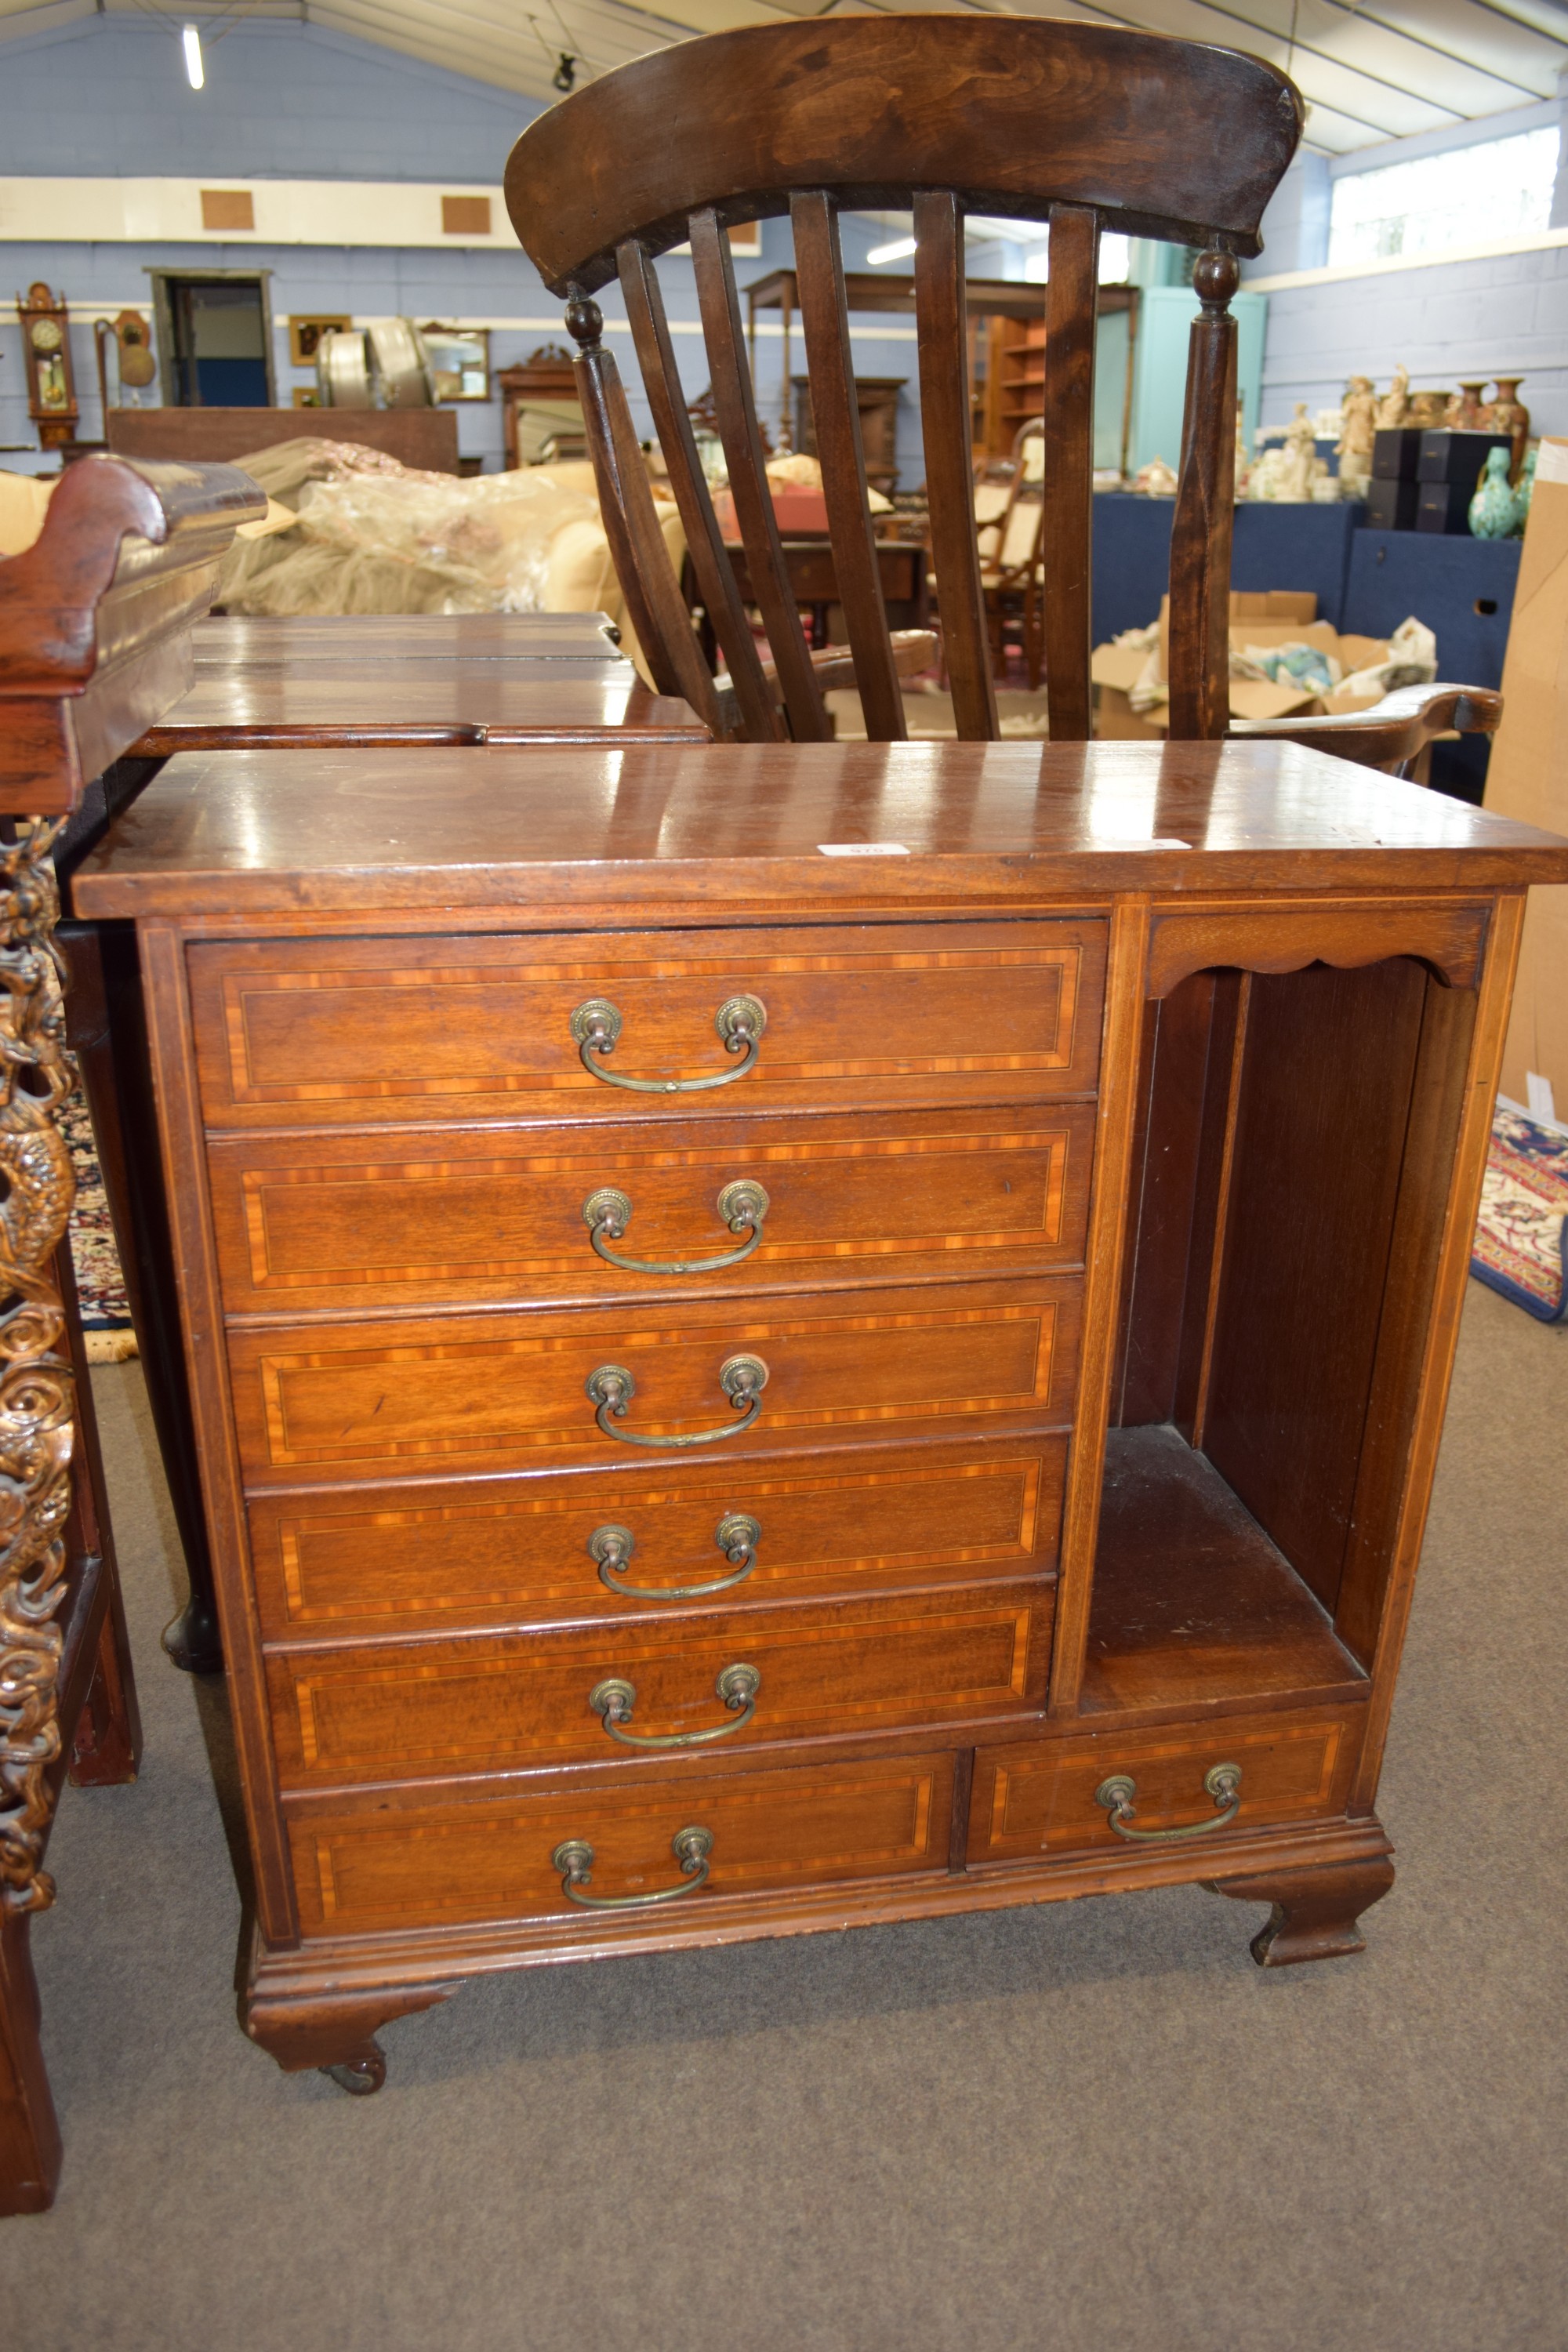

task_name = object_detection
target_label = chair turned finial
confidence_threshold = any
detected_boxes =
[564,286,603,350]
[1193,247,1239,314]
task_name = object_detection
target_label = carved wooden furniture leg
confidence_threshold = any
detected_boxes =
[1214,1856,1396,1967]
[245,1977,460,2096]
[0,822,82,2212]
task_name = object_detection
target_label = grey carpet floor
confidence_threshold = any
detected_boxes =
[9,1279,1566,2349]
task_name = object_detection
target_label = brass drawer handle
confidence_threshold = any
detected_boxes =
[583,1180,769,1276]
[553,1825,713,1908]
[1094,1762,1243,1842]
[590,1513,760,1599]
[586,1355,768,1448]
[588,1662,760,1748]
[571,994,766,1093]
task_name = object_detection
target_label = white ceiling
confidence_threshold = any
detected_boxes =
[2,0,1565,154]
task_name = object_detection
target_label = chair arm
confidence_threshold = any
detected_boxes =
[1227,684,1503,775]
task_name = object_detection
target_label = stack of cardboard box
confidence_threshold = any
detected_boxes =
[1091,590,1404,737]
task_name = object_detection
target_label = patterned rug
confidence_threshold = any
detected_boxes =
[1472,1104,1568,1323]
[62,1091,139,1362]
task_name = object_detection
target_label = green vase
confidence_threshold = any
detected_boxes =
[1468,446,1517,539]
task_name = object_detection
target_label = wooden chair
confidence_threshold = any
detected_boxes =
[0,451,263,2212]
[504,16,1500,769]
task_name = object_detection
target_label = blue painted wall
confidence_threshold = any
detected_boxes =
[0,16,936,476]
[0,15,535,180]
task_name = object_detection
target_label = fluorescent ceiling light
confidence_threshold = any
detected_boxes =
[182,24,205,87]
[866,235,916,264]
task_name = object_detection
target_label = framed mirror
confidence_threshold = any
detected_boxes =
[419,323,489,403]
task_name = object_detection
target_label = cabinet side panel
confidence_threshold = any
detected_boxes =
[1200,959,1428,1617]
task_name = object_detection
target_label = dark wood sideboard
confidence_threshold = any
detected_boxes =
[72,735,1568,2092]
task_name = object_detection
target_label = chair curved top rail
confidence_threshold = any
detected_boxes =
[0,453,266,810]
[506,18,1301,296]
[506,17,1302,750]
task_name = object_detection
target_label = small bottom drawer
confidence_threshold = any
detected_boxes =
[288,1750,955,1934]
[968,1705,1364,1864]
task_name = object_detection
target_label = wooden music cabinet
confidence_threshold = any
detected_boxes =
[72,737,1568,2092]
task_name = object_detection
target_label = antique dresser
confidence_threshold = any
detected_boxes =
[73,735,1568,2092]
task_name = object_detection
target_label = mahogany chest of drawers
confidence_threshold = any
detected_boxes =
[73,736,1568,2090]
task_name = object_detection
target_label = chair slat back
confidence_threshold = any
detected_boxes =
[791,191,906,742]
[507,18,1300,744]
[619,240,783,741]
[1040,206,1099,742]
[914,190,996,742]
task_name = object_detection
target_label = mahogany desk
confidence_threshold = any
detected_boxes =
[73,735,1568,2092]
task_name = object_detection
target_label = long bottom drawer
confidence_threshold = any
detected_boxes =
[288,1750,955,1934]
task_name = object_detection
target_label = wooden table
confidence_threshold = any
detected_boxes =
[73,734,1568,2093]
[192,613,625,666]
[689,540,928,659]
[136,665,709,753]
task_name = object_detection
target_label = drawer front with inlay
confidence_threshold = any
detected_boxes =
[267,1582,1049,1787]
[247,1435,1069,1638]
[227,1276,1083,1481]
[286,1749,956,1935]
[967,1706,1366,1864]
[188,919,1105,1128]
[207,1102,1096,1313]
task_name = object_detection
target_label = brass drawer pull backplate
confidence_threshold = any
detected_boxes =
[583,1180,770,1276]
[571,994,766,1093]
[1094,1762,1243,1842]
[588,1663,760,1748]
[553,1825,713,1908]
[586,1356,768,1449]
[590,1513,761,1599]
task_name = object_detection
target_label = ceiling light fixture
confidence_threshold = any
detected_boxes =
[552,49,576,90]
[866,235,916,264]
[182,23,205,87]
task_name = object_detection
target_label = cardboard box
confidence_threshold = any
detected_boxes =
[1484,438,1568,1118]
[1091,593,1392,735]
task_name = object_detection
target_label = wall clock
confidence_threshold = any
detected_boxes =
[16,282,78,448]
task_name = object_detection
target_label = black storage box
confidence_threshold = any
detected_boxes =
[1373,428,1423,481]
[1368,476,1421,531]
[1417,429,1512,483]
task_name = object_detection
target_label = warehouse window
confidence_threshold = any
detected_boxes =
[1328,125,1559,267]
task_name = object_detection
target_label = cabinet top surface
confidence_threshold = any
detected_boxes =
[71,738,1568,920]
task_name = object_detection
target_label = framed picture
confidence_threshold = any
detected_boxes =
[289,314,350,367]
[419,323,490,402]
[292,387,322,408]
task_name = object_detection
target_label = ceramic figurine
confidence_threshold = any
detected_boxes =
[1336,374,1377,497]
[1281,402,1318,500]
[1446,382,1489,432]
[1485,377,1530,473]
[1375,363,1410,430]
[1468,446,1519,539]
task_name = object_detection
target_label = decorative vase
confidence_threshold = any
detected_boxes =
[1486,377,1530,472]
[1409,390,1451,430]
[1469,446,1519,539]
[1446,382,1489,432]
